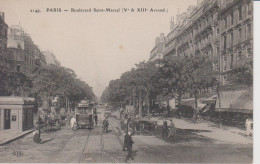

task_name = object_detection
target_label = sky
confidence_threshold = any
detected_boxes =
[0,0,197,98]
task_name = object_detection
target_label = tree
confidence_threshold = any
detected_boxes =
[101,61,161,118]
[32,64,95,108]
[185,54,216,117]
[0,69,32,96]
[159,55,189,115]
[228,59,253,87]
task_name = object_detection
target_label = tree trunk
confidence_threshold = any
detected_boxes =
[216,86,222,127]
[194,91,198,118]
[166,98,170,116]
[133,88,136,111]
[146,92,150,119]
[178,91,182,108]
[138,90,142,119]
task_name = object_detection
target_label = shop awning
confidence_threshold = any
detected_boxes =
[202,95,217,104]
[215,88,253,113]
[180,98,206,110]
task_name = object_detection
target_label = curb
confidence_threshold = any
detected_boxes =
[0,129,34,146]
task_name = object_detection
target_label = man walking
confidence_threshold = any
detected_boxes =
[94,114,98,126]
[123,130,134,162]
[162,119,168,138]
[103,117,109,133]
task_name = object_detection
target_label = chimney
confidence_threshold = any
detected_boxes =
[170,16,175,31]
[160,33,165,42]
[0,12,4,21]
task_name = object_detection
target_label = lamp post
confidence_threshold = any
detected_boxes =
[216,80,222,128]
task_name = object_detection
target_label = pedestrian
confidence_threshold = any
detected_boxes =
[162,119,168,138]
[94,114,98,126]
[33,120,42,144]
[168,119,176,139]
[103,117,109,133]
[94,108,97,115]
[132,117,137,135]
[127,115,131,131]
[245,118,253,136]
[123,130,134,162]
[38,116,43,136]
[70,116,77,130]
[179,111,182,119]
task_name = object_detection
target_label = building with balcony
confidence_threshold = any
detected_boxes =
[164,0,220,71]
[6,25,46,77]
[162,0,253,86]
[0,12,8,70]
[219,0,253,85]
[149,33,166,62]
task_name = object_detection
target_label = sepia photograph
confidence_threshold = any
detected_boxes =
[0,0,254,163]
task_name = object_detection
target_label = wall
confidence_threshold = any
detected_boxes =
[0,105,24,131]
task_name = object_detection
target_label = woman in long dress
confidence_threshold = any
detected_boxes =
[168,119,176,139]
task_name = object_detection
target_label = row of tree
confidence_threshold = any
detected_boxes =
[0,64,96,109]
[101,54,253,117]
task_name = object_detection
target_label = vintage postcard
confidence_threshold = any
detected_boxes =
[0,0,254,163]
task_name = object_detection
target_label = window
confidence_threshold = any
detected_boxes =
[230,54,233,69]
[224,55,227,71]
[231,32,233,46]
[17,43,21,49]
[12,115,17,121]
[231,12,234,25]
[247,2,252,15]
[238,51,242,60]
[17,65,20,72]
[224,17,227,28]
[224,36,227,50]
[247,23,251,39]
[247,48,252,58]
[238,28,242,39]
[239,6,242,21]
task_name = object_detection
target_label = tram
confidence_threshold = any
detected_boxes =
[75,99,95,129]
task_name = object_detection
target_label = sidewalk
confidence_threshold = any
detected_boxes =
[150,117,253,144]
[0,129,34,146]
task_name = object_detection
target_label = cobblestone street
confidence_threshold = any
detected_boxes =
[0,108,253,163]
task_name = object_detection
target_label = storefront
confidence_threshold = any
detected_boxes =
[215,88,253,128]
[0,96,35,131]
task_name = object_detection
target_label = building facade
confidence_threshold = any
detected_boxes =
[149,33,166,62]
[219,0,253,85]
[158,0,253,86]
[164,0,220,71]
[0,12,8,69]
[6,25,46,77]
[42,50,60,66]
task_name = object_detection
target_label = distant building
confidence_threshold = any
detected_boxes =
[42,50,60,66]
[6,25,46,77]
[149,33,166,62]
[0,12,8,69]
[34,45,47,70]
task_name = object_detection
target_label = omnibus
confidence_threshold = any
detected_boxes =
[75,99,95,129]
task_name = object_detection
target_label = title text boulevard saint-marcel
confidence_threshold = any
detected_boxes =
[69,8,167,13]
